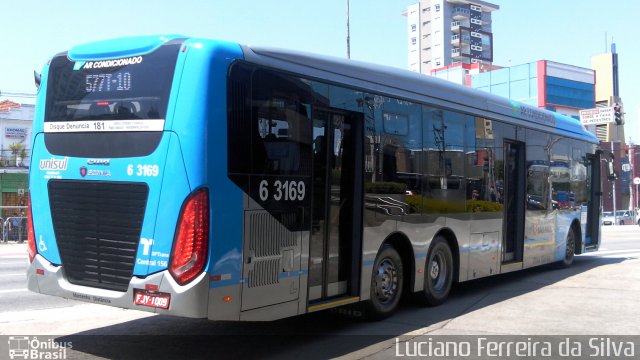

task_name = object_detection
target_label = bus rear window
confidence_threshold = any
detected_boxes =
[45,43,181,124]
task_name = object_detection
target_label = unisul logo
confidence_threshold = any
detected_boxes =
[7,336,72,359]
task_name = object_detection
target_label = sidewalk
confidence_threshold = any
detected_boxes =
[601,224,640,231]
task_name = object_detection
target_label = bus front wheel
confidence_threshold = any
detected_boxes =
[365,245,404,319]
[419,236,453,306]
[560,228,576,268]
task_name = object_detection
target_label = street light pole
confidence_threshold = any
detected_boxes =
[613,175,617,224]
[347,0,351,59]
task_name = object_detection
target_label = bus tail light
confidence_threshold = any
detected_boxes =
[27,197,37,263]
[169,189,209,285]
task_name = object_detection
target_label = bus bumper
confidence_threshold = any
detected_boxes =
[27,254,209,318]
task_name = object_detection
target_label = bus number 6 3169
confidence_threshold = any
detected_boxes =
[259,180,305,202]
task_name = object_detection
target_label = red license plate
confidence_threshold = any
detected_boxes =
[134,289,171,309]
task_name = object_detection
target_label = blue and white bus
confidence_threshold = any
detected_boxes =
[27,35,601,320]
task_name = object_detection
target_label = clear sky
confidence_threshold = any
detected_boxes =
[0,0,637,142]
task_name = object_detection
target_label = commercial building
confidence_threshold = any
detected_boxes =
[591,46,630,212]
[0,99,32,218]
[470,60,596,119]
[430,61,501,85]
[403,0,499,75]
[592,50,625,143]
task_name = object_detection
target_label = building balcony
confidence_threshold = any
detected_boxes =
[452,7,470,20]
[451,34,472,45]
[0,149,31,169]
[451,21,470,32]
[452,48,466,62]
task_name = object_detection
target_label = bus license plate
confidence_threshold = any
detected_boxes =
[134,290,171,309]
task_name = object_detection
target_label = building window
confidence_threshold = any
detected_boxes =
[411,38,417,45]
[470,4,482,11]
[411,24,417,32]
[435,4,440,12]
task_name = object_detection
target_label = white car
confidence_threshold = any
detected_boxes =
[602,211,615,226]
[602,210,635,225]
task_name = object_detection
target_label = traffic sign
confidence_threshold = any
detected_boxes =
[579,107,614,125]
[634,177,640,185]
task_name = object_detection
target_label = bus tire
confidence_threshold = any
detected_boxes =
[560,227,576,268]
[420,236,453,306]
[365,245,404,320]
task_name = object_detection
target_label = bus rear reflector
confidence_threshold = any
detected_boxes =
[169,189,209,285]
[27,198,37,263]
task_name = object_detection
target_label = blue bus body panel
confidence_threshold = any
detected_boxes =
[167,39,246,284]
[30,35,246,280]
[30,132,185,276]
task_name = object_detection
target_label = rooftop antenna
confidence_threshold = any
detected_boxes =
[347,0,351,59]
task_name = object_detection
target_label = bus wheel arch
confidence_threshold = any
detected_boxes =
[419,229,458,306]
[432,229,460,283]
[364,233,413,319]
[560,221,581,267]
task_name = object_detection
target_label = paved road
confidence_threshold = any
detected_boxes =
[0,244,75,312]
[1,226,639,359]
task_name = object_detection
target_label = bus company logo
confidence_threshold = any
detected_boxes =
[82,56,143,70]
[39,157,68,171]
[7,336,72,359]
[80,167,111,177]
[87,159,111,166]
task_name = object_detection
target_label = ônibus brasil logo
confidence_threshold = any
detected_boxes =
[7,336,72,359]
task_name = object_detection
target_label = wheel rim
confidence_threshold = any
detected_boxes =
[429,250,447,291]
[374,258,398,304]
[566,231,575,260]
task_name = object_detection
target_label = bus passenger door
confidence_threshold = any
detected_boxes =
[308,109,363,303]
[585,153,601,249]
[502,140,525,266]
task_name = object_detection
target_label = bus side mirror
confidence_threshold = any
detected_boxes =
[34,71,41,90]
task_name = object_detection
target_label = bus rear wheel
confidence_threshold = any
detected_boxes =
[365,245,404,320]
[419,236,453,306]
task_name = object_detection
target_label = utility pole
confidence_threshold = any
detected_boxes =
[347,0,351,59]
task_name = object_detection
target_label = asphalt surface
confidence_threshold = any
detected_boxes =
[0,225,639,359]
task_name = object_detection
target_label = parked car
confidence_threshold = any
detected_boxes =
[617,210,635,225]
[602,210,634,225]
[602,211,614,226]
